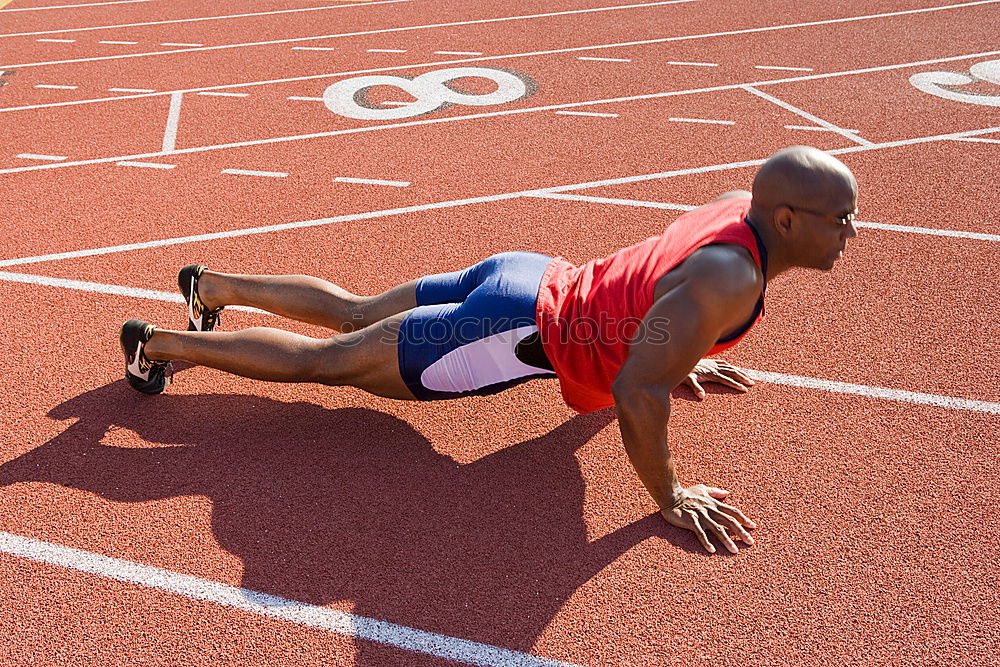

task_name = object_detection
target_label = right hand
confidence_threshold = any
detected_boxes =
[661,484,757,554]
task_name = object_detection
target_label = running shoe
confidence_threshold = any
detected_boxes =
[178,264,223,332]
[119,319,172,394]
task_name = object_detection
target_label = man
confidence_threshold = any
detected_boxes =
[119,146,858,554]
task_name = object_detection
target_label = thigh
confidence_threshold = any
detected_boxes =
[414,251,553,306]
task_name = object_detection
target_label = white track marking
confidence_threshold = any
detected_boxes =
[161,92,182,153]
[949,136,1000,144]
[367,48,407,53]
[5,39,999,115]
[852,221,1000,242]
[381,101,413,106]
[292,46,336,51]
[744,370,1000,414]
[333,177,410,186]
[36,38,76,42]
[222,169,288,177]
[0,532,575,667]
[0,193,529,267]
[28,0,993,71]
[530,194,1000,241]
[435,51,483,56]
[2,270,997,415]
[288,96,324,101]
[668,117,735,124]
[755,64,813,71]
[15,153,67,160]
[666,60,718,66]
[108,87,155,92]
[743,85,872,146]
[197,91,249,97]
[527,192,695,210]
[161,42,203,47]
[99,40,138,45]
[554,110,619,117]
[578,56,631,62]
[1,0,153,10]
[0,0,415,38]
[785,124,861,133]
[116,160,176,169]
[34,83,77,89]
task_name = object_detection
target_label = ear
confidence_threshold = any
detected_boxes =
[773,204,795,237]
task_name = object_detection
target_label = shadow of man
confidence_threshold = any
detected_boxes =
[0,378,681,661]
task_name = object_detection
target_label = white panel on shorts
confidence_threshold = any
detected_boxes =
[419,325,549,393]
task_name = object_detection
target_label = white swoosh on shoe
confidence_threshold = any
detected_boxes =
[127,340,150,381]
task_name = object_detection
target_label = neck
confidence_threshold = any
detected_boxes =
[746,211,793,282]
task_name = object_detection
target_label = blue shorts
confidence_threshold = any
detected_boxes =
[397,252,558,401]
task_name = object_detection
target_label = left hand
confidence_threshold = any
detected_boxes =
[682,359,754,400]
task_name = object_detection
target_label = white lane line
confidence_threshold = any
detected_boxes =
[744,370,1000,414]
[0,532,575,667]
[5,40,998,117]
[2,0,154,10]
[161,92,183,153]
[15,153,67,160]
[109,87,155,92]
[577,56,631,62]
[222,169,288,178]
[527,192,695,210]
[197,91,249,97]
[381,101,413,106]
[334,177,410,186]
[435,50,483,56]
[116,160,176,169]
[99,40,138,45]
[743,85,872,146]
[532,194,1000,242]
[666,60,718,66]
[0,193,529,268]
[36,38,76,43]
[668,117,735,124]
[161,42,204,47]
[292,46,336,51]
[755,64,813,71]
[288,96,324,101]
[853,221,1000,242]
[949,136,1000,144]
[34,83,77,89]
[1,0,416,38]
[554,110,619,117]
[785,124,861,133]
[368,48,407,53]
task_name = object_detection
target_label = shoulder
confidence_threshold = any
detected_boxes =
[679,244,762,303]
[710,190,752,203]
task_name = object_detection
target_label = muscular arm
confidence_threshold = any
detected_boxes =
[611,245,761,552]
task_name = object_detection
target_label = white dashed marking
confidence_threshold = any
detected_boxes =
[292,46,336,51]
[578,56,631,62]
[108,87,156,92]
[668,117,735,124]
[34,84,77,89]
[667,60,718,67]
[16,153,67,160]
[99,40,139,45]
[367,48,407,53]
[36,38,76,43]
[785,124,861,132]
[434,50,483,55]
[197,91,249,97]
[334,177,410,187]
[288,96,323,101]
[161,42,204,47]
[222,169,288,178]
[755,65,814,71]
[116,160,176,169]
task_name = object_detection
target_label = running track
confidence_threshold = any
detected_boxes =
[0,0,998,664]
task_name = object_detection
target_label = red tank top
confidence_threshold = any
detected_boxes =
[535,197,766,413]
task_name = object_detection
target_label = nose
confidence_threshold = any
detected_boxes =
[844,219,858,240]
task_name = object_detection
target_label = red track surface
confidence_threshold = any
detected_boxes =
[1,0,999,664]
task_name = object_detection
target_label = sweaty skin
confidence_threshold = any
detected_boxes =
[612,146,858,554]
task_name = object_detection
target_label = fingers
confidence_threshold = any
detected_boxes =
[685,510,715,554]
[712,511,756,546]
[714,501,758,530]
[685,375,706,400]
[699,510,739,554]
[706,486,730,499]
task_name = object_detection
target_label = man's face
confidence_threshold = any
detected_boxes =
[789,187,859,271]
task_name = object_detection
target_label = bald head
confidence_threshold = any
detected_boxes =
[751,146,856,215]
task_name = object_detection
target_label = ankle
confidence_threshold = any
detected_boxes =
[143,329,173,361]
[198,270,225,311]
